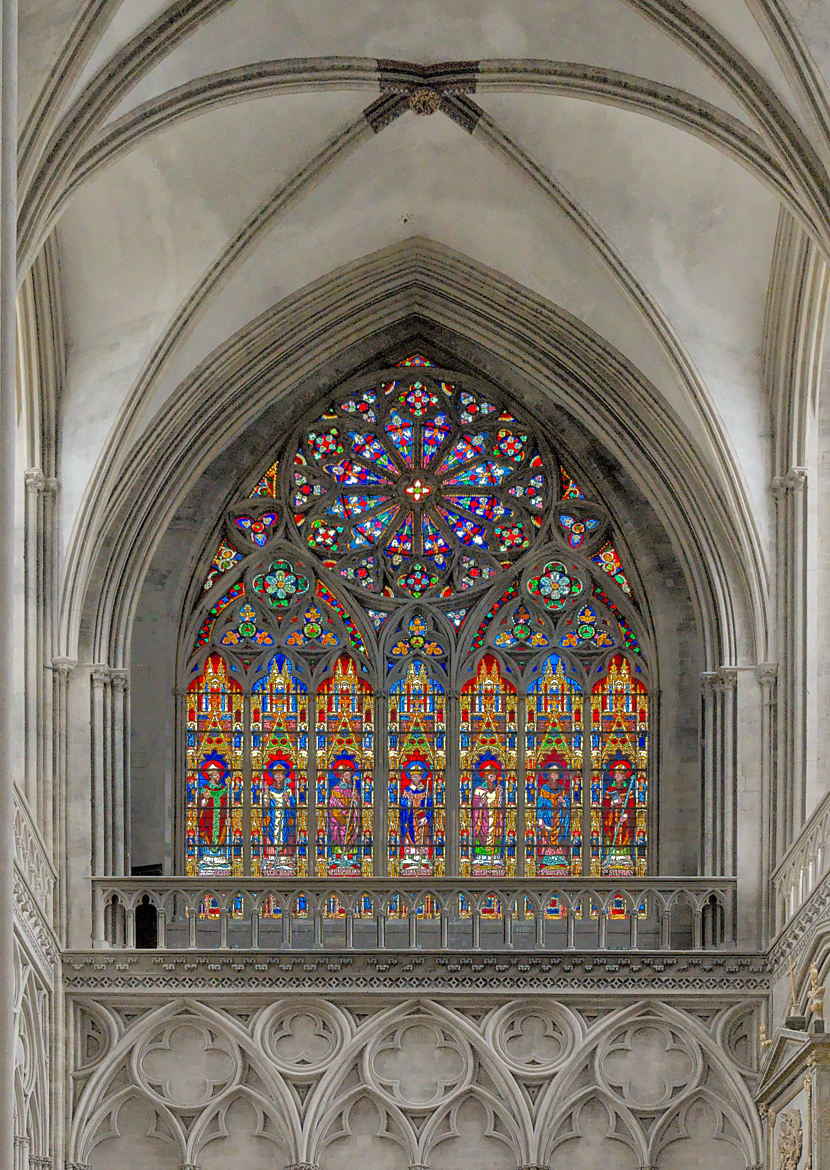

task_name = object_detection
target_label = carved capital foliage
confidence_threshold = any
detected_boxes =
[24,467,45,493]
[90,665,112,688]
[109,668,129,694]
[700,671,719,694]
[715,667,739,693]
[755,663,778,690]
[772,467,808,496]
[51,656,76,679]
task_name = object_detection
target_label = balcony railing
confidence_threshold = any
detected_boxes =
[772,788,830,934]
[93,876,736,952]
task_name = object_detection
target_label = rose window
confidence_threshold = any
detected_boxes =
[293,369,550,598]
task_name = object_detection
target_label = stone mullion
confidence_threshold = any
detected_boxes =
[445,690,460,878]
[307,688,318,878]
[581,685,592,877]
[242,692,252,878]
[375,687,388,877]
[516,693,527,877]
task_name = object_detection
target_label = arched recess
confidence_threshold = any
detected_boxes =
[56,244,768,918]
[114,338,707,886]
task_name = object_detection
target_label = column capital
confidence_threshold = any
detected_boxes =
[772,466,808,495]
[50,657,77,679]
[714,667,738,693]
[109,668,129,693]
[23,467,45,493]
[755,662,778,686]
[700,671,720,693]
[90,665,112,688]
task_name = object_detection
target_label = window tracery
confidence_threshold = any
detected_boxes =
[183,355,650,881]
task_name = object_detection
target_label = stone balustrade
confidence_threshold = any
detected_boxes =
[772,788,830,933]
[92,875,736,952]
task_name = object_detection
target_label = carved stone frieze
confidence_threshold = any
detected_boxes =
[62,949,769,995]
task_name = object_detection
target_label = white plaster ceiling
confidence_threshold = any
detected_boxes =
[15,0,830,580]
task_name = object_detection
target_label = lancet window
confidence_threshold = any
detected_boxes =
[182,355,651,880]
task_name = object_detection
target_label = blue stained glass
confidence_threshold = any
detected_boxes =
[436,506,487,548]
[444,494,512,522]
[460,391,498,424]
[328,494,389,519]
[495,430,528,462]
[384,411,415,468]
[435,434,487,477]
[443,461,512,487]
[352,505,399,547]
[423,515,451,555]
[422,413,452,467]
[325,459,391,487]
[350,433,399,476]
[386,512,414,556]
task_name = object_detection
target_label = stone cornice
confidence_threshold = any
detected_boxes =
[62,949,768,996]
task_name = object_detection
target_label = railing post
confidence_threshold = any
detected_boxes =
[188,905,197,949]
[313,905,323,949]
[408,908,418,950]
[693,908,703,950]
[440,907,449,949]
[598,908,608,950]
[566,910,576,951]
[250,903,259,949]
[345,909,355,949]
[124,902,135,949]
[660,908,671,950]
[219,905,229,950]
[281,904,291,949]
[471,909,481,951]
[503,905,513,949]
[535,906,545,949]
[376,907,386,948]
[629,905,639,951]
[92,884,107,949]
[157,908,167,950]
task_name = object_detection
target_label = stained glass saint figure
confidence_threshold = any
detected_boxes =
[398,757,435,874]
[197,753,230,860]
[534,755,578,872]
[326,755,363,871]
[470,754,506,869]
[261,756,297,876]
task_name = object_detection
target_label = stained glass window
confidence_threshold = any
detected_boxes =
[185,655,244,877]
[459,656,518,877]
[251,654,308,877]
[315,656,374,877]
[590,655,648,876]
[183,355,651,893]
[388,661,446,877]
[526,655,583,876]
